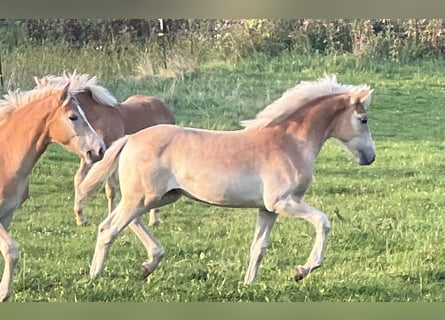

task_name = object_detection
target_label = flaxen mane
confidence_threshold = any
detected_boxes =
[35,71,119,107]
[0,84,63,124]
[240,74,372,129]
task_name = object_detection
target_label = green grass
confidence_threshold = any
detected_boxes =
[1,48,444,301]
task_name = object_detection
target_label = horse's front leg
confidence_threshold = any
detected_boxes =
[244,208,277,284]
[273,196,331,281]
[90,199,145,279]
[129,216,164,278]
[148,208,160,226]
[74,159,92,226]
[0,222,19,302]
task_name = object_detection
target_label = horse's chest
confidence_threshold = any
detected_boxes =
[0,176,29,218]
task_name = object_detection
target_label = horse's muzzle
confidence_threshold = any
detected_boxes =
[359,153,375,165]
[87,147,105,163]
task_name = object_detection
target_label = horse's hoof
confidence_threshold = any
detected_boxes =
[140,264,152,280]
[77,220,88,227]
[294,266,307,281]
[0,292,10,302]
[76,215,88,226]
[294,265,321,281]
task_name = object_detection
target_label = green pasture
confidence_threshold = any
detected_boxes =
[1,48,444,301]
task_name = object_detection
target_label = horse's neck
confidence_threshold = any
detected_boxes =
[285,97,345,157]
[0,105,51,179]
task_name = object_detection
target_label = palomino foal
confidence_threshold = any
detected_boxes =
[79,75,375,285]
[0,83,105,301]
[35,72,175,226]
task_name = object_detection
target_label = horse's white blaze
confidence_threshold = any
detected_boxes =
[347,111,375,164]
[76,103,104,146]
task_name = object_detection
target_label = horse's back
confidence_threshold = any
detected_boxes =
[126,124,181,158]
[127,124,269,167]
[120,95,175,134]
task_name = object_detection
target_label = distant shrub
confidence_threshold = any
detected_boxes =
[1,19,443,62]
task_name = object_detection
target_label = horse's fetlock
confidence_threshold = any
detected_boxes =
[323,221,331,233]
[316,214,331,233]
[154,247,165,259]
[8,242,19,262]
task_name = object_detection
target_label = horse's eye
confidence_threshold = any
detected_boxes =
[358,117,368,124]
[69,114,79,121]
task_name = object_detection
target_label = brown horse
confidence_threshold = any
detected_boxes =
[0,83,105,301]
[35,73,175,226]
[79,75,375,284]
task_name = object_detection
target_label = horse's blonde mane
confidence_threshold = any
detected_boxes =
[35,71,119,107]
[0,83,64,123]
[240,74,372,129]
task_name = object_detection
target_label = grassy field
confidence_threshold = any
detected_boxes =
[1,49,444,301]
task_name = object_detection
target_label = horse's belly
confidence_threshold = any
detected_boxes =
[218,187,264,208]
[178,173,264,208]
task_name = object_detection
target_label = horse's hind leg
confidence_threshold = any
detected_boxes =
[0,222,19,302]
[105,171,118,214]
[244,208,277,285]
[273,197,331,281]
[148,189,183,226]
[73,159,92,226]
[129,216,164,278]
[90,199,144,278]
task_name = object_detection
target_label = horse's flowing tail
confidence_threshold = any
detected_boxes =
[77,135,129,201]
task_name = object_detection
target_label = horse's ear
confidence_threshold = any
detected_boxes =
[60,82,71,107]
[34,76,41,86]
[349,89,373,107]
[34,76,49,87]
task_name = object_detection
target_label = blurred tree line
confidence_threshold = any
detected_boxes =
[0,19,444,61]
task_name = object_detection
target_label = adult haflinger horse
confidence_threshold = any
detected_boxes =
[80,74,375,285]
[34,72,175,226]
[0,83,105,301]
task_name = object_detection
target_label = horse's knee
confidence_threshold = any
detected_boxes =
[97,223,118,245]
[311,212,330,234]
[75,188,87,204]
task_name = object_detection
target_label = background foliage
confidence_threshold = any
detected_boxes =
[1,19,444,61]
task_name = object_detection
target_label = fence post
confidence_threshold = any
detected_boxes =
[0,50,4,89]
[158,19,167,69]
